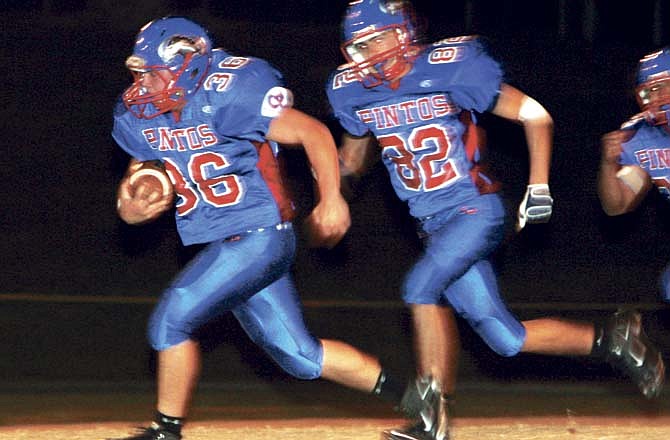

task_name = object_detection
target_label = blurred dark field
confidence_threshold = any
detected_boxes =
[2,1,670,385]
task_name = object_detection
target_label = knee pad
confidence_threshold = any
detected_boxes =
[147,299,190,351]
[472,316,525,357]
[263,339,323,379]
[443,260,525,357]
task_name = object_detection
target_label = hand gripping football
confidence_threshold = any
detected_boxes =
[128,161,174,200]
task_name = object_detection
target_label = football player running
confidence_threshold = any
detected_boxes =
[598,47,670,302]
[328,2,666,439]
[110,16,409,440]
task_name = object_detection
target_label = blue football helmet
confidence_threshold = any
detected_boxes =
[341,0,417,87]
[635,47,670,126]
[123,17,212,119]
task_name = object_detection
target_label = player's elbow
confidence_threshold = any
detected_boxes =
[299,121,337,157]
[310,119,334,143]
[598,196,629,217]
[600,204,628,217]
[600,205,623,217]
[524,110,553,129]
[518,96,553,126]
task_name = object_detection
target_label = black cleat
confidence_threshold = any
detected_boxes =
[384,376,451,440]
[107,424,182,440]
[382,421,439,440]
[600,310,665,398]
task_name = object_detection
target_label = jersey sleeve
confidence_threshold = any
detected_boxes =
[111,101,158,162]
[325,71,370,137]
[212,59,293,142]
[331,104,369,137]
[619,125,651,167]
[441,38,504,113]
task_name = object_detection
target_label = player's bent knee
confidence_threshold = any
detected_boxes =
[147,320,190,351]
[282,360,321,380]
[473,317,524,357]
[271,347,322,379]
[402,290,440,305]
[146,304,192,351]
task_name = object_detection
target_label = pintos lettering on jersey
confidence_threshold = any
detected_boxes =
[635,148,670,170]
[355,94,459,129]
[142,124,218,152]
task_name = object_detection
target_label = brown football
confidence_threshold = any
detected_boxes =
[128,161,174,200]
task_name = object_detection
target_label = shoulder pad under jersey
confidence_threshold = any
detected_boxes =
[416,35,502,112]
[430,35,481,47]
[329,62,365,92]
[425,35,486,61]
[204,50,283,93]
[620,112,649,131]
[113,97,129,118]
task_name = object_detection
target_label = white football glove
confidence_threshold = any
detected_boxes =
[516,184,553,231]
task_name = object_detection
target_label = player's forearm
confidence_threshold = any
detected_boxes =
[303,127,343,202]
[492,85,553,184]
[267,108,343,200]
[312,163,342,202]
[597,164,635,216]
[523,120,553,184]
[339,133,374,177]
[598,179,628,216]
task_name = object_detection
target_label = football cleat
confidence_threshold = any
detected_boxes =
[599,310,665,398]
[383,420,443,440]
[107,423,181,440]
[385,376,451,440]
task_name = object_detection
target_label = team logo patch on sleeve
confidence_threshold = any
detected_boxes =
[261,86,294,117]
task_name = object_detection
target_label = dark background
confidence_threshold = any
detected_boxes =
[2,1,670,387]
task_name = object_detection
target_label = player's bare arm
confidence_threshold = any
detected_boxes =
[267,107,351,248]
[339,133,377,176]
[338,133,377,201]
[492,84,554,229]
[116,159,174,225]
[492,84,553,184]
[597,130,652,216]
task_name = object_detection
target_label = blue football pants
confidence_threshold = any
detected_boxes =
[147,223,323,379]
[403,193,527,356]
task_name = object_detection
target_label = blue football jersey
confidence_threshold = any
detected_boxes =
[327,36,503,218]
[113,50,294,245]
[619,116,670,201]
